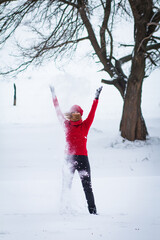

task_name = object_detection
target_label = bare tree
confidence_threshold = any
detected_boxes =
[0,0,160,141]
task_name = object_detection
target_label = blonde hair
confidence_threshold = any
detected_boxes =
[64,112,72,120]
[64,112,82,122]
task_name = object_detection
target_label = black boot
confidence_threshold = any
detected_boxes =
[88,206,97,215]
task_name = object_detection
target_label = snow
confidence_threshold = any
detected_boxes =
[0,66,160,240]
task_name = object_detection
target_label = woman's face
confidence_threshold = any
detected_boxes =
[70,112,82,121]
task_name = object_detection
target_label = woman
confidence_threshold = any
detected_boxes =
[50,85,102,214]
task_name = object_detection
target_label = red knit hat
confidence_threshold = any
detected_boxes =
[70,105,83,116]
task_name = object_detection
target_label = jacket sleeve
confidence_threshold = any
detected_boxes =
[52,96,65,125]
[83,99,98,132]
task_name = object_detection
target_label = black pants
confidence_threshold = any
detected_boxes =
[63,155,96,212]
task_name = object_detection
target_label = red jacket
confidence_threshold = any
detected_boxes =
[53,96,98,155]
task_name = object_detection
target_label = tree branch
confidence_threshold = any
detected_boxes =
[43,36,89,50]
[100,0,105,10]
[0,0,16,4]
[106,26,113,59]
[101,77,127,98]
[0,1,43,44]
[137,20,160,52]
[100,0,111,58]
[59,0,78,9]
[119,43,160,64]
[148,22,160,27]
[0,59,34,76]
[78,0,116,77]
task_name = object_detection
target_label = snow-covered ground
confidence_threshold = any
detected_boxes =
[0,67,160,240]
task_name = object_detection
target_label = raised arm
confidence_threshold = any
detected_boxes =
[50,86,65,125]
[84,86,103,131]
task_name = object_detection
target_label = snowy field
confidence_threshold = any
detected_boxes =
[0,67,160,240]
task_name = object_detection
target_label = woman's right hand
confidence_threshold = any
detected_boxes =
[49,85,56,98]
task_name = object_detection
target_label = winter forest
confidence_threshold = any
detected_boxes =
[0,1,160,240]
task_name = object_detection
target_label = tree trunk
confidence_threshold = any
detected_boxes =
[120,0,152,141]
[120,79,148,141]
[120,44,148,141]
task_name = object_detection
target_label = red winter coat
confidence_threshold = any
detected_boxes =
[52,96,98,155]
